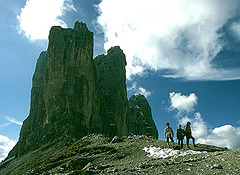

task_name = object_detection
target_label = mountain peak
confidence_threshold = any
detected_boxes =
[74,21,89,32]
[5,22,158,161]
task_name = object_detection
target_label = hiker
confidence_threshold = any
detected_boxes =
[164,123,174,148]
[177,124,184,149]
[184,122,197,148]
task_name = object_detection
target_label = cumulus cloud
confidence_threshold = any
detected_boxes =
[17,0,76,40]
[178,113,240,149]
[0,135,16,162]
[127,82,151,98]
[97,0,240,80]
[169,92,198,113]
[231,22,240,40]
[5,116,23,126]
[179,113,208,138]
[198,125,240,149]
[167,92,240,149]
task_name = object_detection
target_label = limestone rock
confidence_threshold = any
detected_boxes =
[44,21,102,138]
[94,46,129,137]
[13,22,104,157]
[6,22,158,160]
[127,94,158,139]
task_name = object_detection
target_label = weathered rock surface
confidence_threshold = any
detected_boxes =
[6,22,158,160]
[11,22,105,157]
[94,46,129,137]
[43,21,103,139]
[127,94,158,139]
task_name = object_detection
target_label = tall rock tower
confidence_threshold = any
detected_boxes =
[94,46,129,137]
[7,22,158,160]
[13,22,105,157]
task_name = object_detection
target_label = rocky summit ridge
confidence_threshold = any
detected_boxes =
[1,134,239,174]
[6,21,158,160]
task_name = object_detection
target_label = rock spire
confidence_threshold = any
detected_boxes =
[7,22,158,159]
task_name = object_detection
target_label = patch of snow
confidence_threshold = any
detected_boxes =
[143,146,207,159]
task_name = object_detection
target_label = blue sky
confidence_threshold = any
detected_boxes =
[1,0,240,161]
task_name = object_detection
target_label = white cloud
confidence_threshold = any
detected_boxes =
[169,92,198,113]
[179,113,208,138]
[0,123,11,128]
[97,0,240,80]
[0,135,16,162]
[17,0,76,40]
[127,82,151,98]
[231,22,240,40]
[164,68,240,81]
[167,92,240,149]
[5,116,23,126]
[198,125,240,149]
[178,113,240,149]
[138,87,151,98]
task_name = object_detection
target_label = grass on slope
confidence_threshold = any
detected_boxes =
[0,134,239,175]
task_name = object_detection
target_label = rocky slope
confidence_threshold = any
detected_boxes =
[1,134,239,174]
[6,21,158,160]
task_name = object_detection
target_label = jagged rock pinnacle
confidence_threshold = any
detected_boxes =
[6,22,158,160]
[74,21,89,31]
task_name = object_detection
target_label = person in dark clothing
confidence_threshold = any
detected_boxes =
[164,123,175,148]
[177,124,184,149]
[184,122,197,148]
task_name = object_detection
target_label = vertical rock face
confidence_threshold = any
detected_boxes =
[44,22,102,138]
[16,22,103,156]
[7,22,158,159]
[127,94,158,139]
[94,46,129,137]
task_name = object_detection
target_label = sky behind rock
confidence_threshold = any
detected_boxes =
[97,0,240,80]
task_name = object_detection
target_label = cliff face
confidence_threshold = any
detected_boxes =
[7,22,158,159]
[128,94,158,139]
[43,22,103,138]
[94,46,129,137]
[16,22,104,157]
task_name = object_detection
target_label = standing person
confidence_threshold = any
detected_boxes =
[177,124,184,149]
[184,122,197,148]
[164,123,175,148]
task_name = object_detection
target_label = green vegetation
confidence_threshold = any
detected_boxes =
[0,134,239,174]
